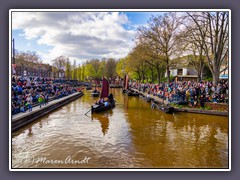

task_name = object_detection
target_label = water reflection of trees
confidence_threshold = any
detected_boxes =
[125,100,228,167]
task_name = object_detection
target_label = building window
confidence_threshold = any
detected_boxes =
[177,69,183,75]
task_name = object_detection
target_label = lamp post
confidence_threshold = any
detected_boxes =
[12,38,15,64]
[12,38,16,75]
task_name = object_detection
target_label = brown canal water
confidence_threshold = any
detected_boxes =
[12,88,229,169]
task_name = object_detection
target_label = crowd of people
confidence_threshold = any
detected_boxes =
[12,75,229,115]
[11,76,79,115]
[130,79,229,107]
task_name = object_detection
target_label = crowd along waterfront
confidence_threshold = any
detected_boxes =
[12,88,228,169]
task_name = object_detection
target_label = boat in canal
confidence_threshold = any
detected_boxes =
[91,87,100,97]
[92,77,116,113]
[158,104,174,113]
[86,86,92,90]
[145,96,151,102]
[127,90,139,96]
[91,101,116,113]
[140,94,151,102]
[151,102,174,114]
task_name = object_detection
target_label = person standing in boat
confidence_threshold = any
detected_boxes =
[108,93,114,103]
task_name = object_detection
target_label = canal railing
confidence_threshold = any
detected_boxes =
[130,88,228,116]
[12,91,84,132]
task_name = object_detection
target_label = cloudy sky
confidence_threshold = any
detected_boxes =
[11,11,164,65]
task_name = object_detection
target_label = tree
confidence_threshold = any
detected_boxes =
[127,46,148,82]
[52,66,58,78]
[72,59,77,80]
[138,12,182,84]
[52,56,67,70]
[98,60,106,78]
[187,45,206,82]
[105,58,117,79]
[15,50,42,64]
[76,65,82,81]
[116,58,127,78]
[187,12,229,85]
[178,18,208,82]
[65,58,72,80]
[136,41,166,84]
[85,63,97,80]
[15,50,43,76]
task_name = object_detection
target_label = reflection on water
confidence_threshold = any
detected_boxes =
[92,110,112,135]
[12,88,229,168]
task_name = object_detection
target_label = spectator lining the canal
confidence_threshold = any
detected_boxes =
[200,95,205,108]
[11,75,79,115]
[219,94,225,103]
[44,93,49,105]
[26,94,33,112]
[38,94,44,108]
[129,79,228,107]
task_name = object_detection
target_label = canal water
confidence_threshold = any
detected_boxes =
[12,88,229,169]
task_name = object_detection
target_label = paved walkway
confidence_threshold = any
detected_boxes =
[130,88,165,104]
[12,92,82,122]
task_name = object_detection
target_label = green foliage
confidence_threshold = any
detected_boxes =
[116,58,127,78]
[204,77,213,82]
[85,63,97,79]
[105,58,117,78]
[65,58,71,80]
[205,106,212,110]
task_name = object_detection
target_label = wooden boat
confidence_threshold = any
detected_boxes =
[158,104,174,113]
[127,91,139,96]
[91,91,100,97]
[140,94,151,102]
[145,96,151,102]
[91,87,100,97]
[92,100,116,113]
[151,103,174,114]
[86,86,92,90]
[91,77,116,113]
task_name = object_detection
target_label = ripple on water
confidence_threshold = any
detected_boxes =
[12,89,229,168]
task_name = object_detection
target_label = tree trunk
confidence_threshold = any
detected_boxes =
[159,73,162,84]
[142,73,145,83]
[157,69,161,84]
[197,72,201,83]
[212,66,220,85]
[137,72,141,82]
[166,62,170,84]
[213,73,219,85]
[151,68,154,83]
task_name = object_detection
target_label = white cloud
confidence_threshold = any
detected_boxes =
[12,11,137,64]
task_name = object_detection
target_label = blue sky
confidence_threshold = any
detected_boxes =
[11,11,165,65]
[125,12,164,25]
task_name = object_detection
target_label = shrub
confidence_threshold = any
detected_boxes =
[205,106,212,110]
